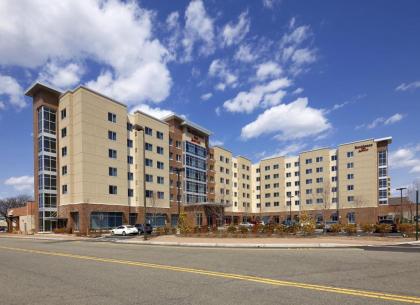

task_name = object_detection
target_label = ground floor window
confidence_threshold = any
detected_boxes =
[347,212,356,224]
[171,214,179,227]
[129,213,137,225]
[146,213,166,227]
[90,212,123,230]
[196,213,203,226]
[330,212,338,222]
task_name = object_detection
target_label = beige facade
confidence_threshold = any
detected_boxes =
[230,156,252,215]
[213,147,233,205]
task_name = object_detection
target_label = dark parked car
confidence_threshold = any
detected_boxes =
[376,219,397,233]
[135,223,153,235]
[282,219,297,227]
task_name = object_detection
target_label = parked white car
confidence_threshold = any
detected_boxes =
[110,225,138,236]
[239,222,254,229]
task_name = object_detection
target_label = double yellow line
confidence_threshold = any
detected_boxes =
[1,245,419,304]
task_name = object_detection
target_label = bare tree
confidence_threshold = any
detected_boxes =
[0,195,32,231]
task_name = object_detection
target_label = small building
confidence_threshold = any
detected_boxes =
[7,201,37,234]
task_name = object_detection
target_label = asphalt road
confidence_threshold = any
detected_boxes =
[0,238,419,305]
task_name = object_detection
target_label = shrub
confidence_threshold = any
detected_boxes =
[239,226,249,234]
[251,224,261,234]
[261,224,275,235]
[361,224,375,234]
[330,223,342,233]
[286,224,299,234]
[301,222,316,236]
[227,225,237,234]
[53,228,66,234]
[171,227,177,234]
[274,224,287,235]
[375,224,392,234]
[164,226,170,235]
[344,224,357,235]
[200,226,209,234]
[398,223,415,235]
[156,227,165,235]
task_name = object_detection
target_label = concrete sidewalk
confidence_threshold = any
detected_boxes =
[1,233,418,248]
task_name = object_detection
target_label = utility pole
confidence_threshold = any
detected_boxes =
[416,190,419,241]
[396,187,407,224]
[135,125,147,241]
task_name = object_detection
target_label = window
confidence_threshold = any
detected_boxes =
[316,177,323,183]
[347,151,354,158]
[305,158,312,164]
[157,191,164,199]
[61,108,66,120]
[347,196,354,202]
[306,199,313,205]
[316,198,324,204]
[347,185,354,191]
[316,188,323,193]
[286,182,291,187]
[146,159,153,167]
[90,212,123,230]
[146,174,153,182]
[332,187,337,192]
[347,162,354,169]
[265,184,270,189]
[61,127,67,138]
[316,167,323,173]
[379,189,387,200]
[145,143,153,151]
[264,165,270,171]
[108,149,117,159]
[332,176,337,182]
[331,166,337,171]
[265,175,270,179]
[157,146,164,155]
[127,139,133,148]
[273,183,279,188]
[331,155,337,161]
[128,189,134,197]
[145,190,153,198]
[295,181,300,186]
[378,150,387,166]
[265,193,271,198]
[306,179,312,184]
[347,173,354,179]
[332,197,337,203]
[108,112,116,123]
[109,167,117,177]
[145,127,153,135]
[294,161,300,167]
[316,157,323,162]
[108,131,116,141]
[273,192,279,197]
[62,184,67,194]
[265,202,271,207]
[127,123,133,131]
[255,167,259,172]
[378,167,387,177]
[128,172,133,180]
[127,156,133,164]
[347,212,356,224]
[176,140,181,148]
[379,178,387,188]
[273,164,279,169]
[306,189,312,194]
[306,169,312,174]
[109,185,117,195]
[286,163,291,168]
[157,161,164,169]
[274,201,279,207]
[62,146,68,157]
[156,131,164,140]
[295,171,299,176]
[274,173,279,178]
[295,200,300,206]
[286,172,291,178]
[62,165,67,176]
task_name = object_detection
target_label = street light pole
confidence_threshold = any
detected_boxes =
[174,167,185,230]
[396,187,407,224]
[134,125,147,241]
[416,190,419,241]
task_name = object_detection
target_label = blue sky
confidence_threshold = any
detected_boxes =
[0,0,419,198]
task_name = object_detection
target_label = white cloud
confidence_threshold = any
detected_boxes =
[389,146,420,173]
[262,0,280,9]
[396,81,420,92]
[210,139,224,146]
[215,106,221,116]
[4,175,33,192]
[0,74,25,109]
[223,78,291,113]
[278,21,316,75]
[222,11,250,46]
[356,113,405,129]
[241,97,331,140]
[0,101,5,110]
[264,142,307,159]
[0,0,172,105]
[292,87,304,95]
[256,61,282,80]
[38,61,84,89]
[208,59,238,90]
[234,44,257,62]
[130,104,174,120]
[201,93,212,101]
[183,0,214,60]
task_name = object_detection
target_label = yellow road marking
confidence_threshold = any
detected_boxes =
[0,245,419,304]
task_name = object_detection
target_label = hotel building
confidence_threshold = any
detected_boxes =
[26,82,394,232]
